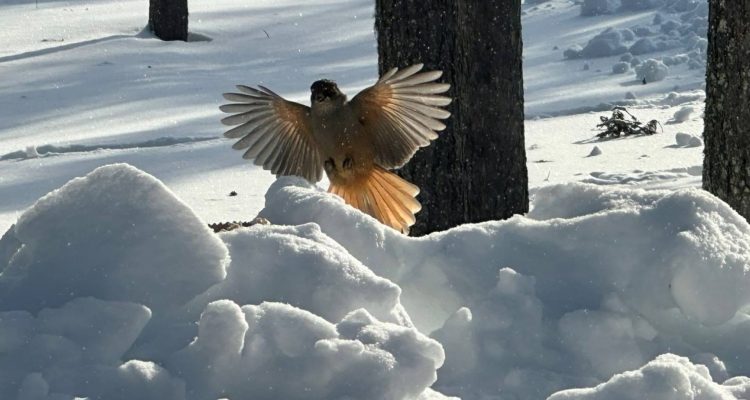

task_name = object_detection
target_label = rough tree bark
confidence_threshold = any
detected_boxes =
[703,0,750,218]
[375,0,528,235]
[149,0,189,41]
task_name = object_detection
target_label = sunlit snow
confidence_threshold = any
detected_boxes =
[0,0,738,399]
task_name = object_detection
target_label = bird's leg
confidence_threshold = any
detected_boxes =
[324,158,336,173]
[343,156,354,170]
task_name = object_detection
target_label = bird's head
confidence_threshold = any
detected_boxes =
[310,79,345,105]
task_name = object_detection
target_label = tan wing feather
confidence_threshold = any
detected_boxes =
[349,64,452,169]
[220,86,324,182]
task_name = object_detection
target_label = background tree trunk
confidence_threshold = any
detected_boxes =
[375,0,528,236]
[703,1,750,218]
[149,0,188,41]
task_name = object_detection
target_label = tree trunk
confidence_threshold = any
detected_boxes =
[375,0,528,235]
[149,0,189,42]
[703,1,750,218]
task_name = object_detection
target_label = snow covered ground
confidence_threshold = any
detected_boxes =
[0,0,735,399]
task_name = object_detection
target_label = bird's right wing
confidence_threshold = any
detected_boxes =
[348,64,451,169]
[220,85,324,183]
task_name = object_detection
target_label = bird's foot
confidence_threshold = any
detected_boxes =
[343,156,354,170]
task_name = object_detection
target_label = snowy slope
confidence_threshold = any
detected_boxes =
[1,0,373,231]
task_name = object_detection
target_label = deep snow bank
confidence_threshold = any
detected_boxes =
[260,177,750,399]
[3,165,750,400]
[0,164,449,400]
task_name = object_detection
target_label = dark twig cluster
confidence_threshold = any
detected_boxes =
[208,217,270,233]
[596,107,662,139]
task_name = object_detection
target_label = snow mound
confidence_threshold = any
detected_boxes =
[581,29,629,58]
[0,165,449,400]
[629,38,657,55]
[636,58,669,82]
[671,106,694,123]
[169,301,444,400]
[5,165,750,400]
[612,61,631,74]
[588,146,603,157]
[187,223,412,326]
[549,354,750,400]
[0,163,228,313]
[261,178,750,399]
[673,131,702,148]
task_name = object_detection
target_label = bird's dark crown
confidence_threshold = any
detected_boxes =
[311,79,342,103]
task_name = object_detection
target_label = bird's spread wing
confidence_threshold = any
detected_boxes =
[220,85,324,182]
[349,64,451,169]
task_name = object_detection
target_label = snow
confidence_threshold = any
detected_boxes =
[581,0,621,16]
[612,61,631,74]
[636,58,670,82]
[0,163,228,313]
[5,164,750,399]
[257,177,750,398]
[588,145,604,156]
[1,0,744,399]
[170,301,444,400]
[0,164,449,400]
[671,106,694,123]
[629,37,658,55]
[582,29,630,58]
[187,223,412,326]
[549,354,750,400]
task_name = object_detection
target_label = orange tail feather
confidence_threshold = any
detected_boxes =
[328,166,421,234]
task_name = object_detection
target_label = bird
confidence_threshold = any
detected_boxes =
[219,64,451,234]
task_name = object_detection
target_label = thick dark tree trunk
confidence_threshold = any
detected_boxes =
[375,0,528,235]
[703,1,750,218]
[149,0,188,41]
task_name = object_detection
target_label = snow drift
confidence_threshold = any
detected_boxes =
[2,164,750,400]
[260,177,750,399]
[0,164,448,400]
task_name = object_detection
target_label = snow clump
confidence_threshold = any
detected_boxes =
[612,61,631,74]
[5,165,750,400]
[635,59,669,82]
[581,29,629,58]
[672,106,694,123]
[0,164,449,400]
[629,38,657,55]
[261,178,750,399]
[548,354,750,400]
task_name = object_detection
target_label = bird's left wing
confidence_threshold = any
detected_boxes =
[348,64,451,169]
[220,85,324,182]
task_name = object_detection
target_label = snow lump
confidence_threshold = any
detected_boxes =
[0,164,449,400]
[581,29,629,58]
[261,178,750,399]
[4,165,750,400]
[635,58,669,82]
[549,354,750,400]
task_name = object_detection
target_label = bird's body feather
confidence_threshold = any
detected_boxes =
[221,64,451,233]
